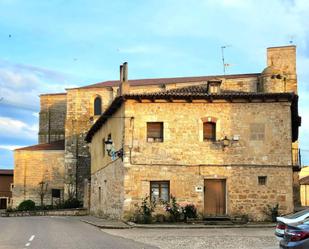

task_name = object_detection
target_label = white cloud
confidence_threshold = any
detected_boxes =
[0,145,22,150]
[0,116,38,139]
[0,60,77,110]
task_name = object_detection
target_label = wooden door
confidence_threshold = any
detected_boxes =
[204,179,226,216]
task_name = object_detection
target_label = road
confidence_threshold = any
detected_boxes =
[0,216,156,249]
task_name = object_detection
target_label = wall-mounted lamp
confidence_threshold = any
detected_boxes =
[104,138,123,160]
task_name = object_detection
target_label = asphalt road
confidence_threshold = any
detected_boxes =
[0,216,157,249]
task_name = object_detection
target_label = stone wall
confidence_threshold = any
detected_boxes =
[124,100,292,166]
[13,150,65,207]
[123,165,293,221]
[90,159,124,219]
[39,93,67,144]
[64,87,115,201]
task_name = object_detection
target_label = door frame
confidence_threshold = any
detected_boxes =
[204,177,227,216]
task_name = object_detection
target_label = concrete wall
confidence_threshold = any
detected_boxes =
[13,150,65,207]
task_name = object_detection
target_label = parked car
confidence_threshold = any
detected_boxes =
[280,221,309,249]
[275,209,309,240]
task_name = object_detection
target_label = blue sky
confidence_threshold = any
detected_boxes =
[1,0,309,169]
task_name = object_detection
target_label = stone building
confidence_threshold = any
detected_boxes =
[13,141,65,207]
[86,45,301,221]
[13,45,301,218]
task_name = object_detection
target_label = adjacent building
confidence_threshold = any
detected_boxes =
[0,169,13,209]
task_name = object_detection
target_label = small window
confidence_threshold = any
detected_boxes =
[258,176,267,185]
[52,189,61,198]
[147,122,163,142]
[203,122,216,141]
[150,181,170,202]
[102,138,106,158]
[94,96,102,116]
[99,187,102,204]
[10,183,14,191]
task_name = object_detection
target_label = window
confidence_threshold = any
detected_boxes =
[258,176,267,185]
[150,181,170,202]
[102,138,106,157]
[94,96,102,115]
[203,122,216,141]
[147,122,163,142]
[99,187,102,204]
[51,189,61,198]
[250,123,265,141]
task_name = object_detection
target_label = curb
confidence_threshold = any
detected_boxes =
[80,219,133,229]
[80,218,276,230]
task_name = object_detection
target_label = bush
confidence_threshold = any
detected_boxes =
[163,195,182,222]
[18,200,35,211]
[62,198,82,209]
[135,196,156,224]
[183,204,197,220]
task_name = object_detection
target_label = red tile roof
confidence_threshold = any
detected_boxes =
[15,140,65,151]
[69,73,260,90]
[0,169,13,175]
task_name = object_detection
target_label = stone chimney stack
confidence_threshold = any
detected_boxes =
[119,62,130,95]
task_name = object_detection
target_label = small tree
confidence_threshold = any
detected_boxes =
[38,181,48,207]
[65,173,76,200]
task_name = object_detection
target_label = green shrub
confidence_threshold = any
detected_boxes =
[62,198,82,209]
[163,195,182,222]
[183,204,197,220]
[17,200,35,211]
[135,196,156,224]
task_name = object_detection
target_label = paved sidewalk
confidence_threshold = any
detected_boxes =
[80,216,275,229]
[80,216,131,229]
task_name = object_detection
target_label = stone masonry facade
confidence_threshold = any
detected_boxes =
[13,45,301,217]
[87,45,301,221]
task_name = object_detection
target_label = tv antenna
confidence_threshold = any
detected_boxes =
[221,45,231,75]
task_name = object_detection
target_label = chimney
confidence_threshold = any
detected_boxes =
[119,62,130,95]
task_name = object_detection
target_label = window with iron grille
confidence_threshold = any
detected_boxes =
[203,122,216,141]
[147,122,164,142]
[150,181,170,202]
[258,176,267,185]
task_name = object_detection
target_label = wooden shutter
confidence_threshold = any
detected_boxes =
[203,122,216,140]
[147,122,163,141]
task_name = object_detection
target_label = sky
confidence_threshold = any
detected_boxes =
[0,0,309,169]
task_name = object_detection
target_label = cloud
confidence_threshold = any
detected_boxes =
[0,116,38,139]
[0,144,22,150]
[0,60,77,110]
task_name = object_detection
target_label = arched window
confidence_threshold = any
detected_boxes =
[94,96,102,115]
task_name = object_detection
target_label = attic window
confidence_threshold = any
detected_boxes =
[207,80,221,94]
